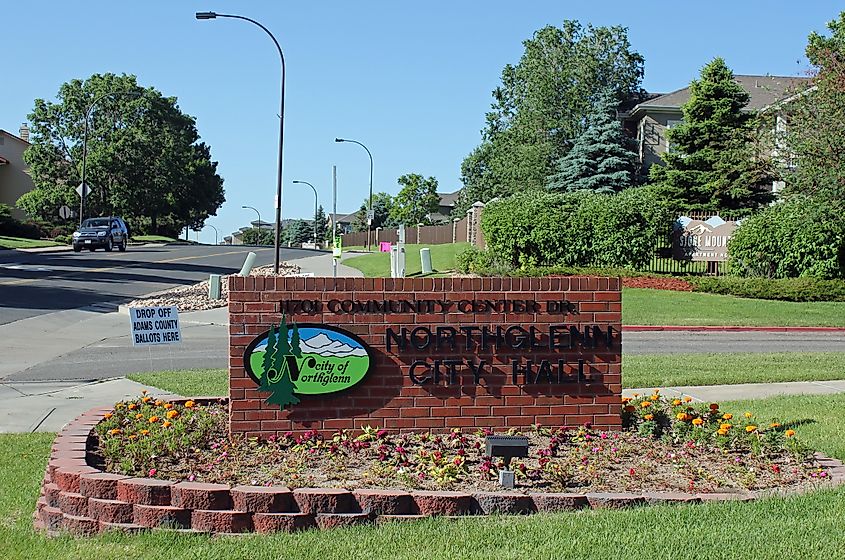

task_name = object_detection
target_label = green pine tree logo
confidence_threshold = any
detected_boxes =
[258,316,301,409]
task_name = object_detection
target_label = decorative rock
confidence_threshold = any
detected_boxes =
[40,506,64,531]
[529,492,589,512]
[252,512,315,533]
[586,493,646,509]
[88,498,134,524]
[315,512,372,530]
[642,492,701,504]
[53,467,96,493]
[353,489,413,515]
[44,483,61,508]
[172,482,232,510]
[412,491,472,516]
[231,485,294,513]
[58,491,89,517]
[79,472,129,500]
[191,510,253,533]
[472,492,535,515]
[293,488,358,514]
[133,504,191,529]
[63,514,100,536]
[117,478,174,505]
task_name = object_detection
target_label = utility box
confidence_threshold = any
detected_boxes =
[208,274,222,300]
[420,247,433,275]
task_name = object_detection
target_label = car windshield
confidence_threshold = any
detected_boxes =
[82,219,110,228]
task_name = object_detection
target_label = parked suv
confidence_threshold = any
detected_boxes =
[72,217,129,252]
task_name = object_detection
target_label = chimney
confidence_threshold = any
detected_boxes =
[19,123,30,143]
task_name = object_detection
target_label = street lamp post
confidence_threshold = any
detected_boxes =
[79,90,144,227]
[335,138,373,251]
[206,224,219,245]
[292,180,319,247]
[197,11,286,273]
[242,205,261,243]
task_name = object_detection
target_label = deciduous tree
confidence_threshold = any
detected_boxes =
[389,174,439,226]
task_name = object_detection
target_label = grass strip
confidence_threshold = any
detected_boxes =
[342,243,470,278]
[0,236,63,250]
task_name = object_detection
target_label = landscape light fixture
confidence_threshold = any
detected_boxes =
[485,435,529,489]
[197,11,286,273]
[334,137,373,251]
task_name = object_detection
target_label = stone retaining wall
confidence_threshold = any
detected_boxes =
[35,406,845,536]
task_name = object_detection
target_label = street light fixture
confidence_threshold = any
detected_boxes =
[206,223,219,245]
[335,137,373,251]
[197,11,286,273]
[292,180,319,247]
[242,205,261,243]
[79,90,145,227]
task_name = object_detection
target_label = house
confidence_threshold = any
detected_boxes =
[0,124,35,220]
[620,75,811,172]
[327,212,356,235]
[427,190,461,223]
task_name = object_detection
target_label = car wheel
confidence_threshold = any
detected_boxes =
[104,238,113,252]
[118,239,127,252]
[73,245,81,253]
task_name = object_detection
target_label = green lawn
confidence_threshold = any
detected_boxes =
[4,394,845,557]
[130,235,179,243]
[624,352,845,389]
[0,236,64,250]
[624,287,845,327]
[343,243,470,277]
[127,369,227,397]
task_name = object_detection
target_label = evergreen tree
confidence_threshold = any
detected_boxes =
[547,90,638,193]
[259,325,277,394]
[258,318,300,408]
[314,205,327,243]
[285,219,312,246]
[649,57,775,213]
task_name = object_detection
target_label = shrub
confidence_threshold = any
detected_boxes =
[455,246,514,275]
[480,187,672,269]
[688,276,845,302]
[0,204,42,239]
[729,198,845,279]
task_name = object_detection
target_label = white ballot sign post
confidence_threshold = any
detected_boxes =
[129,306,182,346]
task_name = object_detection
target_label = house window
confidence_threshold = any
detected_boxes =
[665,119,683,152]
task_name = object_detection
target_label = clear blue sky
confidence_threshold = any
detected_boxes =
[2,1,837,243]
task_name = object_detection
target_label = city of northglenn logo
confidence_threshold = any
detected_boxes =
[243,318,373,409]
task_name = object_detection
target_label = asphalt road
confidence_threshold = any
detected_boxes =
[0,244,317,325]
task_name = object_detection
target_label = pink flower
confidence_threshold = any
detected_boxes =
[188,474,196,482]
[148,468,157,477]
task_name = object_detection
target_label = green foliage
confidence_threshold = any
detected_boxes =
[389,174,440,226]
[0,204,41,239]
[286,219,313,245]
[455,246,513,275]
[352,192,394,232]
[648,58,776,213]
[20,73,224,236]
[314,205,327,243]
[728,198,845,279]
[547,89,638,193]
[241,228,275,245]
[688,275,845,302]
[481,187,672,268]
[456,21,645,215]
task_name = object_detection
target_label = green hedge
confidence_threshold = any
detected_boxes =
[480,187,673,269]
[688,276,845,302]
[729,198,845,279]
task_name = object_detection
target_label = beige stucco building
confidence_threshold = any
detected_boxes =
[0,125,34,220]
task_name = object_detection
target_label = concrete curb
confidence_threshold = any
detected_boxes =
[34,401,845,536]
[623,325,845,332]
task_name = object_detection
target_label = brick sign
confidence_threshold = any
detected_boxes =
[228,277,621,437]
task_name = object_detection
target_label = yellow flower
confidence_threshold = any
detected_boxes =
[108,428,122,436]
[722,413,733,420]
[692,418,704,426]
[676,412,689,421]
[163,421,172,428]
[644,414,654,421]
[672,399,682,406]
[683,396,692,403]
[128,434,137,440]
[770,422,781,428]
[746,425,757,433]
[115,403,125,409]
[155,400,163,406]
[128,403,137,411]
[785,429,795,437]
[166,410,179,419]
[621,397,631,404]
[135,413,144,420]
[142,396,152,403]
[717,428,728,436]
[163,403,173,410]
[104,412,113,419]
[185,400,196,409]
[140,429,150,436]
[149,416,160,423]
[720,423,732,431]
[650,394,659,401]
[744,412,753,419]
[641,401,652,408]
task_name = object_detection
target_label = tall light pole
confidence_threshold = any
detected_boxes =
[335,137,373,251]
[242,205,261,243]
[197,11,286,273]
[79,90,144,227]
[292,180,319,246]
[206,224,219,245]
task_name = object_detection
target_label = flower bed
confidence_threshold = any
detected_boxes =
[35,393,845,536]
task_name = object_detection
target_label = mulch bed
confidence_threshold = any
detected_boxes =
[622,277,693,291]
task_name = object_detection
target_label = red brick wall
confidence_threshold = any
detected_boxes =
[228,277,621,437]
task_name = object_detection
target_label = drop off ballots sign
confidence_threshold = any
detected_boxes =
[129,306,182,346]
